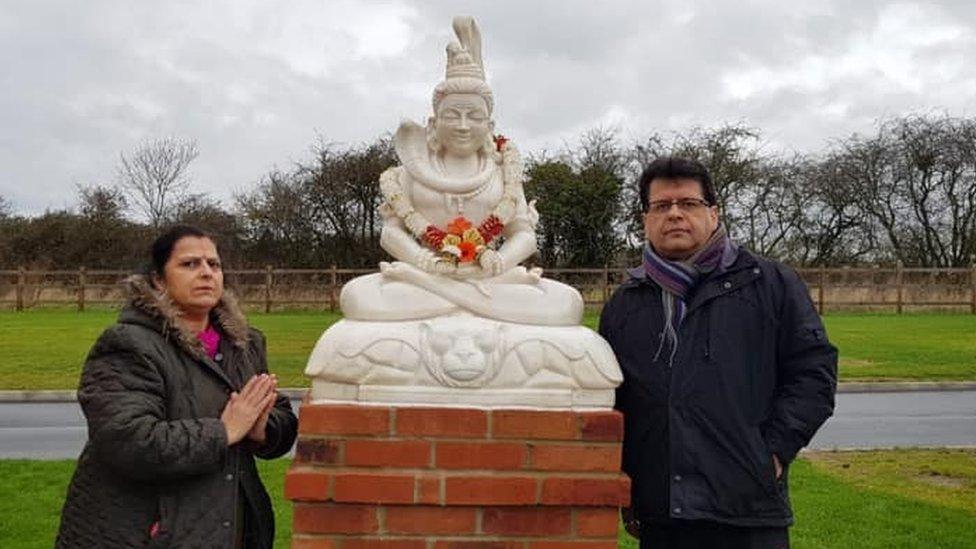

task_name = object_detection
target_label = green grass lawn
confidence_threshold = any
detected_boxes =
[0,310,974,390]
[3,450,974,548]
[821,314,976,381]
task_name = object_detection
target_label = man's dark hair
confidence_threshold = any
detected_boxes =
[147,225,213,276]
[637,157,717,212]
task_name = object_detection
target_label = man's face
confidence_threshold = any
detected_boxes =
[643,177,719,260]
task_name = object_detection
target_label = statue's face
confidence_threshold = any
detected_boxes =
[432,93,492,157]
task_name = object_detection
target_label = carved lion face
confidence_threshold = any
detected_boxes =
[420,319,504,387]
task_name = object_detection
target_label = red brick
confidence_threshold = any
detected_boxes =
[386,506,478,534]
[531,444,621,472]
[436,441,527,470]
[434,542,523,549]
[579,412,623,442]
[482,507,572,536]
[575,508,619,537]
[299,404,390,436]
[294,439,342,464]
[345,439,431,468]
[284,469,331,501]
[528,542,617,549]
[416,474,442,504]
[444,476,537,505]
[492,410,577,440]
[333,473,416,504]
[343,540,428,549]
[539,477,630,506]
[293,503,378,534]
[396,408,488,438]
[291,536,337,549]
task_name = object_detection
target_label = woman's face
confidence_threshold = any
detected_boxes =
[156,236,224,316]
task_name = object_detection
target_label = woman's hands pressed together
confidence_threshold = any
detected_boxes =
[220,374,278,446]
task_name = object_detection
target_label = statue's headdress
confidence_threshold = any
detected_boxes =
[433,16,493,114]
[445,17,484,80]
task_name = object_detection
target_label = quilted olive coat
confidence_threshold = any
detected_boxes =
[56,276,297,548]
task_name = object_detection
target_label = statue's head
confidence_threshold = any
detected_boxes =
[427,17,496,157]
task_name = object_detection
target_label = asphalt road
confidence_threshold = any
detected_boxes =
[1,392,973,459]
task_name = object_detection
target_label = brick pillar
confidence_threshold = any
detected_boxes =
[286,404,630,548]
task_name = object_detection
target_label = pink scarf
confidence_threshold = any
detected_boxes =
[197,325,221,360]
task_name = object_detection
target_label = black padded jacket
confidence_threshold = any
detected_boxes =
[600,249,837,527]
[56,276,297,548]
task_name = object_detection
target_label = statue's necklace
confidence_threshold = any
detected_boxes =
[432,156,491,214]
[445,177,493,215]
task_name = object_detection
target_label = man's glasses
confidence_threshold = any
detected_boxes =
[646,198,712,215]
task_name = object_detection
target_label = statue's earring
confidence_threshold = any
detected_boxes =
[426,119,440,153]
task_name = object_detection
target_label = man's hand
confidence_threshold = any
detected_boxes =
[220,374,276,446]
[247,374,279,445]
[773,454,783,480]
[621,506,640,539]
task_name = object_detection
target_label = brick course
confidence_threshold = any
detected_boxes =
[287,403,629,547]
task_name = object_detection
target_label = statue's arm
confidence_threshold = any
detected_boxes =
[495,217,537,268]
[378,166,451,273]
[379,215,425,261]
[380,215,453,274]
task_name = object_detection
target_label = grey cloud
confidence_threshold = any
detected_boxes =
[2,0,975,214]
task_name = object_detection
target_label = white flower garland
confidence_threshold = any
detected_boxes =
[380,142,523,247]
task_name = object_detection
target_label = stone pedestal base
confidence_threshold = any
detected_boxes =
[285,402,630,548]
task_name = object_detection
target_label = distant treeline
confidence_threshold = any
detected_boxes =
[2,113,975,270]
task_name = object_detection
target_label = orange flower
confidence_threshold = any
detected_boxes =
[457,241,477,263]
[446,216,473,235]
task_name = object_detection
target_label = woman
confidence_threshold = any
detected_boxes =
[57,225,297,548]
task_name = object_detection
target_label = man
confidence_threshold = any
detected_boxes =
[600,157,837,548]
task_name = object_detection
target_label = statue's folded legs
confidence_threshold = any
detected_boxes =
[341,263,584,326]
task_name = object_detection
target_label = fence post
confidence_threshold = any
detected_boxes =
[970,260,975,315]
[329,265,338,312]
[895,261,904,314]
[601,264,610,306]
[16,266,25,311]
[77,267,86,312]
[264,265,273,314]
[818,266,826,315]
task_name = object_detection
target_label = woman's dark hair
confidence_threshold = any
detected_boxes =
[637,157,717,212]
[147,225,213,276]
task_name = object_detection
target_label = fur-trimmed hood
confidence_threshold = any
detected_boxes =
[124,274,250,360]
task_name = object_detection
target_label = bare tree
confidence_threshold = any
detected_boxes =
[835,115,976,267]
[0,194,11,218]
[77,184,127,222]
[118,137,199,227]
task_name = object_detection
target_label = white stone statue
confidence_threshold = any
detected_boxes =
[305,16,622,409]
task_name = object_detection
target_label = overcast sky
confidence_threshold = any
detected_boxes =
[2,0,975,216]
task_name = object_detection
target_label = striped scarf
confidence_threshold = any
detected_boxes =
[641,224,738,366]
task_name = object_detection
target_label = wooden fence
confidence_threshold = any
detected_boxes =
[1,264,975,314]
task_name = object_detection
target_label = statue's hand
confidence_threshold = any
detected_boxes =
[432,260,456,275]
[478,249,505,277]
[455,263,481,278]
[414,248,454,275]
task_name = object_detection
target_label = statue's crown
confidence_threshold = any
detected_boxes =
[444,16,485,81]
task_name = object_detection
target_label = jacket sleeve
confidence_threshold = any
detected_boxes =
[78,326,228,481]
[249,330,299,460]
[762,265,838,464]
[598,292,624,414]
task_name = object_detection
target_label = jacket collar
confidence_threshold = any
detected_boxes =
[122,274,250,362]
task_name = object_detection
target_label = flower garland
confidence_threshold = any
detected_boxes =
[380,134,521,264]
